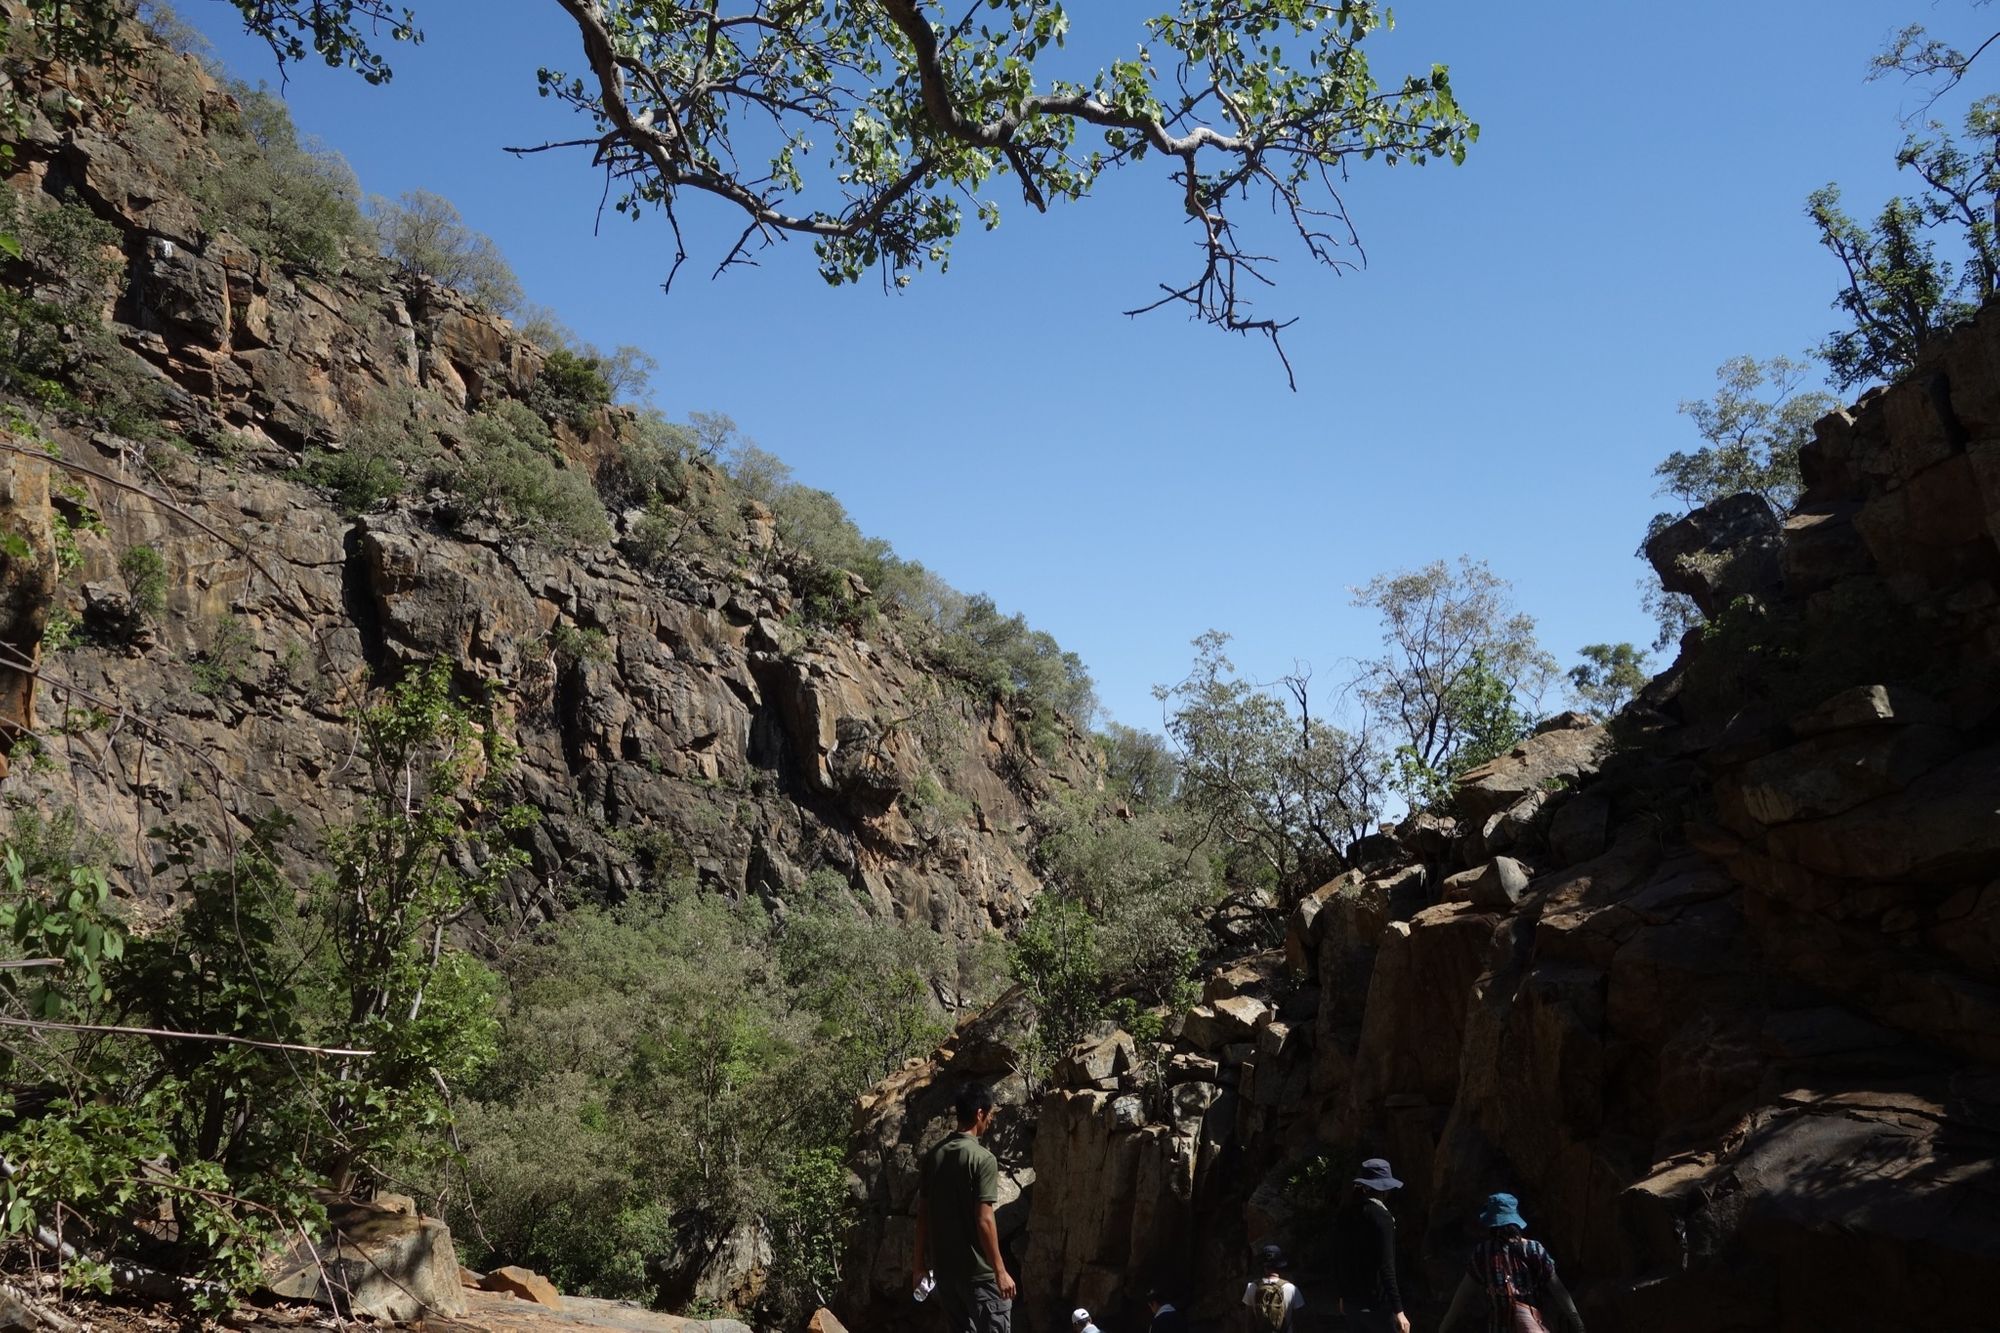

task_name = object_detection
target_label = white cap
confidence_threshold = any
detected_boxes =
[1071,1311,1091,1326]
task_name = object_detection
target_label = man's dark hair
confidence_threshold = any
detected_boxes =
[952,1082,995,1125]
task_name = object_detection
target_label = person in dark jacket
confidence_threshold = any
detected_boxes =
[1437,1193,1585,1333]
[1330,1158,1409,1333]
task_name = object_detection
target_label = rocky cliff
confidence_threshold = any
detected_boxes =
[843,314,2000,1331]
[0,18,1090,971]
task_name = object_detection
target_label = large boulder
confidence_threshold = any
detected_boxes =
[1453,713,1608,824]
[265,1200,467,1320]
[1644,491,1783,617]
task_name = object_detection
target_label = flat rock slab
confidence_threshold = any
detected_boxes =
[432,1290,752,1333]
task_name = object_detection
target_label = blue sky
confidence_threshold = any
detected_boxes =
[185,0,1982,732]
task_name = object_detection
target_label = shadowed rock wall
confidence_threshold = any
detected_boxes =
[843,313,2000,1333]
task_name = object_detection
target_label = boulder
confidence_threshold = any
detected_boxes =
[265,1202,468,1320]
[1178,1004,1233,1052]
[480,1264,563,1309]
[1453,717,1607,824]
[1728,724,1962,826]
[1054,1031,1137,1089]
[1440,856,1532,911]
[808,1310,852,1333]
[1644,490,1783,617]
[1212,993,1273,1035]
[1790,683,1948,736]
[1395,810,1458,863]
[1548,792,1611,865]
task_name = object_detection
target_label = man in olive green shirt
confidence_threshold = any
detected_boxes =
[914,1084,1015,1333]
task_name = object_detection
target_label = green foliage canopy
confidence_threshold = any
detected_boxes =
[531,0,1476,377]
[371,188,523,311]
[1350,559,1554,809]
[1567,642,1649,719]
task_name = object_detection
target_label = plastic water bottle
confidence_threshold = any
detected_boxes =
[914,1273,936,1303]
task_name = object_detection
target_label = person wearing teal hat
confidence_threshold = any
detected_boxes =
[1437,1193,1585,1333]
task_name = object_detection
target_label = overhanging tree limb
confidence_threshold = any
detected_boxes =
[526,0,1477,385]
[0,1014,376,1057]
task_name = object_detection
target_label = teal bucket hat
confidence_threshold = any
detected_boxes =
[1479,1192,1527,1229]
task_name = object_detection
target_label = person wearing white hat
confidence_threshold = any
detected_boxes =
[1070,1308,1102,1333]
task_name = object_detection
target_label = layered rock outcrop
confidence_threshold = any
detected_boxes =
[0,22,1090,967]
[844,315,2000,1332]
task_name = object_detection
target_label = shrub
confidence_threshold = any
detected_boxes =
[0,191,123,406]
[453,402,611,549]
[596,411,691,512]
[190,613,256,696]
[184,83,365,272]
[371,189,521,311]
[547,622,610,667]
[1034,795,1216,1011]
[1009,894,1102,1072]
[0,665,523,1302]
[118,543,168,616]
[433,882,945,1321]
[305,407,429,514]
[527,347,613,424]
[514,305,656,405]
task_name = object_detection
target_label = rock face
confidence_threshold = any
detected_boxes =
[0,28,1101,1324]
[845,310,2000,1332]
[0,32,1094,961]
[0,429,55,777]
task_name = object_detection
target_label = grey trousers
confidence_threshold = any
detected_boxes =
[937,1280,1011,1333]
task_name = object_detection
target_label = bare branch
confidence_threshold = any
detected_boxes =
[0,1014,376,1057]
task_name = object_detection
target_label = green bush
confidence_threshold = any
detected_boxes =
[1009,894,1103,1072]
[1035,797,1215,1010]
[118,543,168,616]
[934,593,1097,748]
[190,613,256,696]
[371,188,522,311]
[452,401,611,549]
[184,83,365,272]
[0,191,123,407]
[305,408,430,514]
[433,879,944,1322]
[0,664,523,1301]
[547,622,610,667]
[527,347,613,425]
[596,411,691,512]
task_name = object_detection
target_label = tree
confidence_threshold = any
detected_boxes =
[1156,632,1381,901]
[1095,722,1178,809]
[1814,19,2000,390]
[1034,792,1219,1003]
[14,0,419,83]
[1568,642,1648,717]
[190,83,367,272]
[523,0,1476,382]
[372,189,523,311]
[1351,558,1555,806]
[1870,5,1999,110]
[1009,894,1101,1069]
[514,304,658,403]
[1652,355,1837,517]
[1639,355,1838,650]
